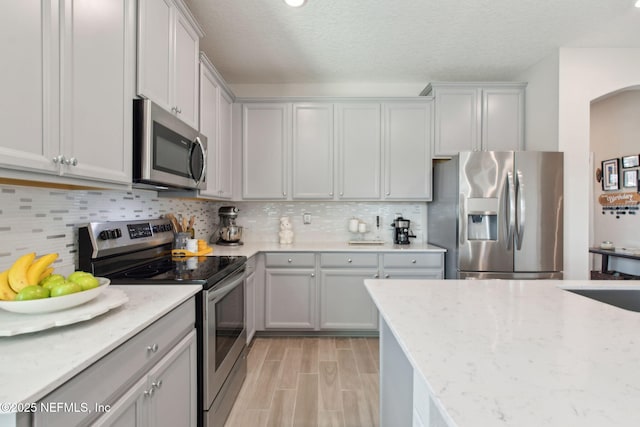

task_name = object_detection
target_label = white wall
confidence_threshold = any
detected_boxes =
[516,52,559,151]
[229,82,427,98]
[558,48,640,279]
[590,89,640,276]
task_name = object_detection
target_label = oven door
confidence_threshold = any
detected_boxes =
[203,267,247,410]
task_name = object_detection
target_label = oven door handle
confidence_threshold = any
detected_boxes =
[207,268,247,302]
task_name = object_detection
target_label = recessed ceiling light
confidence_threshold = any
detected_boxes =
[284,0,306,7]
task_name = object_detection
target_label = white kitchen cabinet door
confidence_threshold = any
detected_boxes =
[265,268,316,329]
[137,0,201,129]
[319,269,379,330]
[0,1,58,175]
[218,90,234,199]
[146,331,197,427]
[432,86,481,157]
[199,60,221,197]
[242,103,290,199]
[482,87,525,152]
[60,0,135,184]
[383,102,433,200]
[92,376,146,427]
[137,0,173,112]
[336,103,382,199]
[173,10,200,129]
[292,103,334,199]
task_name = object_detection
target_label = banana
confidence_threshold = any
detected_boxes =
[8,252,36,292]
[26,252,58,286]
[38,266,55,283]
[0,270,17,301]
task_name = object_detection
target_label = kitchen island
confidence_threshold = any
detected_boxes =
[364,279,640,427]
[0,284,201,426]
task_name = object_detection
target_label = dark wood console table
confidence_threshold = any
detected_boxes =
[589,247,640,274]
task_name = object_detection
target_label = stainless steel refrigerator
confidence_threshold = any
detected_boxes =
[428,151,563,279]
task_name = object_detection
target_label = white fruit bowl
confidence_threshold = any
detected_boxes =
[0,278,110,314]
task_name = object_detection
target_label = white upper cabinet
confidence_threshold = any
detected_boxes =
[336,103,382,199]
[242,103,290,199]
[292,103,334,199]
[0,0,135,186]
[199,55,233,199]
[137,0,202,130]
[61,0,135,184]
[383,102,433,200]
[427,83,526,157]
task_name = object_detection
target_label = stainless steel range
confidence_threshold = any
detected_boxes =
[78,219,247,427]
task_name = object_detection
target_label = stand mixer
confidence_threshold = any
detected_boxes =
[211,206,244,246]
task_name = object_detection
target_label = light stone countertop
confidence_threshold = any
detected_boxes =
[208,241,446,258]
[0,284,201,409]
[364,279,640,427]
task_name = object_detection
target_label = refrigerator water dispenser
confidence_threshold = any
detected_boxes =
[467,214,497,240]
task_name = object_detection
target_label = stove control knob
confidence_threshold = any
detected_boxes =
[108,229,118,239]
[115,228,122,238]
[152,225,159,233]
[98,230,109,240]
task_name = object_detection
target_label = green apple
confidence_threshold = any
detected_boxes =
[67,271,91,283]
[74,275,100,291]
[39,274,66,290]
[15,285,50,301]
[50,282,83,298]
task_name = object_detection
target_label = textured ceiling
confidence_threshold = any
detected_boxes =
[184,0,640,85]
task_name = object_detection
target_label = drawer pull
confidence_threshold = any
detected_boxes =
[412,259,417,264]
[152,380,163,389]
[311,273,315,278]
[384,274,390,279]
[373,274,379,278]
[144,387,155,397]
[288,258,292,263]
[347,258,352,263]
[147,343,159,353]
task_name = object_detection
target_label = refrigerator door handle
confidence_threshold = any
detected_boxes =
[459,193,466,246]
[506,172,516,250]
[516,170,525,250]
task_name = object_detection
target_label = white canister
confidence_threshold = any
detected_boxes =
[186,239,198,253]
[349,218,360,233]
[358,222,367,233]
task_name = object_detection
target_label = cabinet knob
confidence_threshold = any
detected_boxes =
[373,274,379,278]
[171,106,177,113]
[411,259,417,264]
[152,380,163,389]
[311,273,315,277]
[329,192,333,196]
[283,191,287,196]
[386,192,390,196]
[384,274,390,279]
[144,387,155,397]
[347,258,352,263]
[64,157,78,166]
[147,343,159,353]
[177,107,182,114]
[339,192,344,196]
[288,258,292,263]
[52,154,64,164]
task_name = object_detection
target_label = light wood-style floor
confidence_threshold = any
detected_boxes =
[225,336,380,427]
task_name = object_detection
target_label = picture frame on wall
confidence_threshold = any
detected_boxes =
[602,158,619,191]
[623,169,637,188]
[622,154,640,168]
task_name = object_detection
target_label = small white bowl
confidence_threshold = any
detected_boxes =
[600,241,615,250]
[0,278,110,314]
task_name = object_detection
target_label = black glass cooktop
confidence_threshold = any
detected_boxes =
[106,255,246,289]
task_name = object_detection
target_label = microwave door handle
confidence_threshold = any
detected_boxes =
[190,137,206,185]
[516,170,525,250]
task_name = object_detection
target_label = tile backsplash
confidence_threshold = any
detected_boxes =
[0,183,427,272]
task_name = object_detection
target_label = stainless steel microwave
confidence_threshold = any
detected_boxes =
[133,99,207,191]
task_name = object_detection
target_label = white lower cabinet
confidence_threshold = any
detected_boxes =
[94,331,197,427]
[265,268,316,329]
[320,269,379,330]
[33,299,196,427]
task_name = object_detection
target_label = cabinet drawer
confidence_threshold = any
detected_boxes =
[383,253,443,269]
[265,252,315,267]
[320,253,378,268]
[34,298,195,427]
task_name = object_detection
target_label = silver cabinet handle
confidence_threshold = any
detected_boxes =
[144,387,155,397]
[373,274,379,278]
[311,273,315,277]
[64,157,78,166]
[177,107,182,114]
[339,192,344,196]
[347,258,352,263]
[386,192,390,196]
[152,380,163,389]
[384,274,390,279]
[147,343,158,353]
[411,259,417,264]
[329,192,333,196]
[171,106,177,113]
[283,191,287,196]
[52,154,64,164]
[288,258,292,263]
